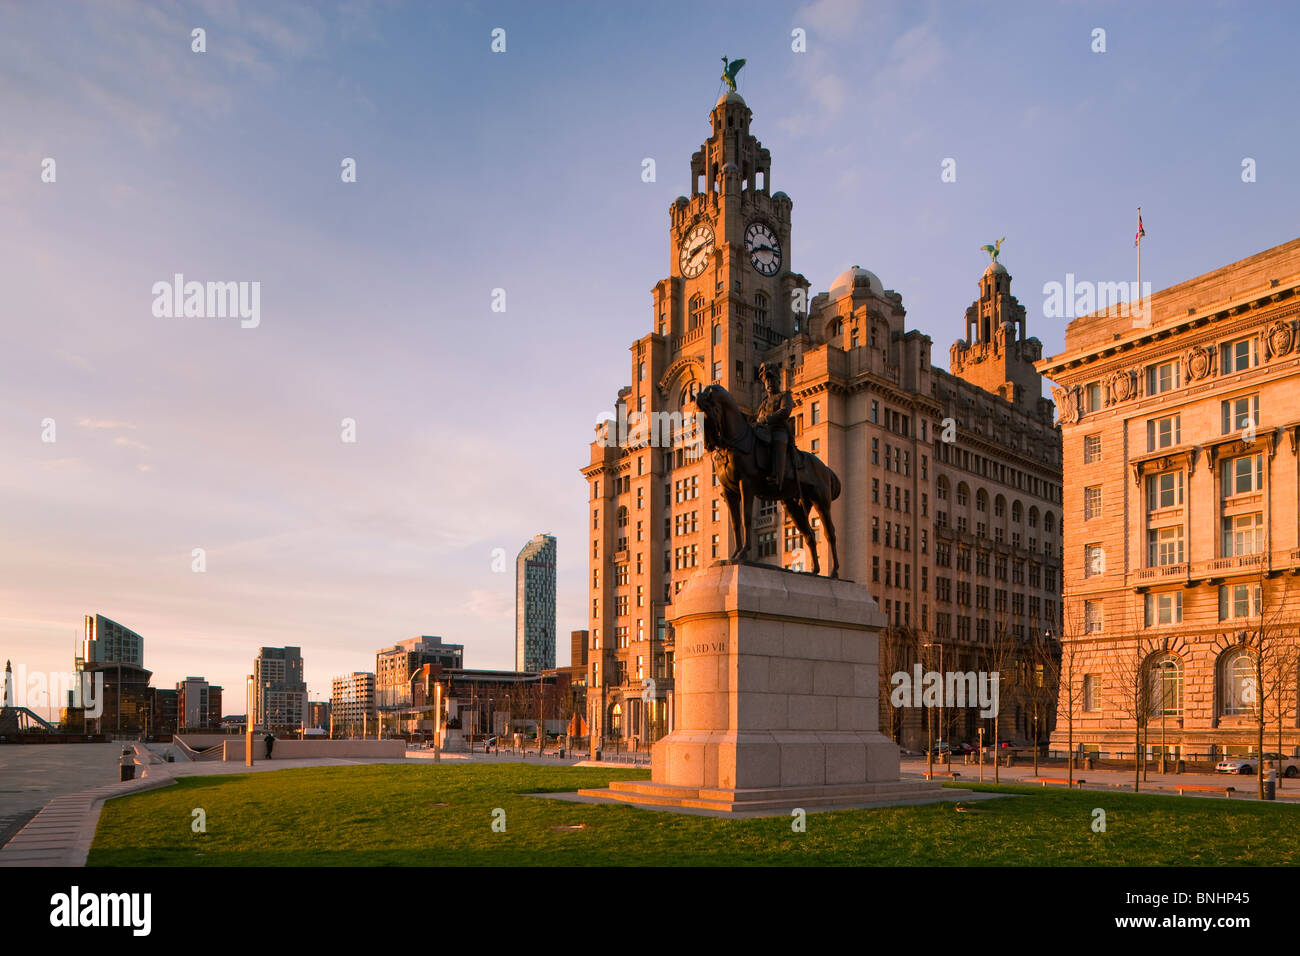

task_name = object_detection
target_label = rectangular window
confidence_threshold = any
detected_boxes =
[1084,600,1103,634]
[1219,583,1261,620]
[1144,591,1183,625]
[1147,525,1184,566]
[1084,543,1104,577]
[1221,395,1259,434]
[1147,360,1181,395]
[1220,336,1258,373]
[1222,512,1264,557]
[1085,382,1102,413]
[1082,675,1100,712]
[1146,470,1184,510]
[1221,454,1264,496]
[1147,414,1181,451]
[810,401,821,425]
[1084,486,1102,521]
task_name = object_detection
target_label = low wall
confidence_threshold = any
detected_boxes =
[209,737,407,761]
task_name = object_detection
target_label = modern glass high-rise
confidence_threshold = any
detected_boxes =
[252,646,307,732]
[81,614,144,668]
[516,534,557,672]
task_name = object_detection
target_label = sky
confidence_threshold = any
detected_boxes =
[2,0,1298,714]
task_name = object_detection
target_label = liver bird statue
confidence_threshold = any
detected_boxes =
[720,56,746,92]
[980,237,1006,262]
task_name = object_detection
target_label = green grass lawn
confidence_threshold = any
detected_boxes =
[87,763,1300,866]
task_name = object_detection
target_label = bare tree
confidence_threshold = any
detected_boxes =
[1263,635,1300,788]
[1054,603,1088,786]
[1244,570,1296,798]
[983,610,1019,783]
[1103,600,1149,793]
[878,625,920,747]
[1027,625,1062,778]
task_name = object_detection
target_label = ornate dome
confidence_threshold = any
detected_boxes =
[984,260,1008,277]
[829,265,884,299]
[716,90,746,107]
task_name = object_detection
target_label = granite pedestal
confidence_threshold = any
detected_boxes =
[579,562,941,814]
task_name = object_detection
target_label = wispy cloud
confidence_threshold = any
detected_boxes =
[77,418,137,430]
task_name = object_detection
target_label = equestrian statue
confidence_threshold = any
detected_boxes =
[695,362,842,577]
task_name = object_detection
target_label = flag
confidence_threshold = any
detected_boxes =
[1135,209,1145,247]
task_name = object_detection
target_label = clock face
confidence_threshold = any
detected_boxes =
[679,223,714,278]
[745,221,782,276]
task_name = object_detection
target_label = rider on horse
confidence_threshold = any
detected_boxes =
[754,361,796,493]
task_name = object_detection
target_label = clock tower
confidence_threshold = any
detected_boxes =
[583,82,811,754]
[653,89,809,401]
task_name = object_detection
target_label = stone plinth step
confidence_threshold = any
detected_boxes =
[578,779,945,814]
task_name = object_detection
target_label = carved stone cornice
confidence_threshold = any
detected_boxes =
[1204,427,1279,464]
[1131,446,1199,485]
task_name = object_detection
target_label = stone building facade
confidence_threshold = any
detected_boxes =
[1038,236,1300,760]
[582,86,1063,751]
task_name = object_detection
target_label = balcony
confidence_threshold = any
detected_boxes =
[1132,563,1188,585]
[1202,553,1265,575]
[1130,550,1300,589]
[752,322,785,348]
[673,324,708,352]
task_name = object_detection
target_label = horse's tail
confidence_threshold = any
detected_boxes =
[829,468,841,501]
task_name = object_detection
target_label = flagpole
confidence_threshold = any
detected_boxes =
[1136,205,1142,304]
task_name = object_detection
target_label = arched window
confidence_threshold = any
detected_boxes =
[609,703,623,737]
[829,318,844,339]
[1148,654,1183,718]
[976,490,988,513]
[956,483,970,507]
[1220,648,1257,717]
[712,323,721,346]
[1012,500,1023,523]
[937,476,950,501]
[994,494,1006,518]
[1028,506,1039,528]
[1044,511,1055,534]
[689,294,704,330]
[754,293,769,326]
[680,380,700,411]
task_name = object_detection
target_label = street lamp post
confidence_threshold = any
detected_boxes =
[434,682,443,764]
[245,675,254,767]
[978,725,984,783]
[1160,669,1168,774]
[1033,714,1039,776]
[922,641,945,770]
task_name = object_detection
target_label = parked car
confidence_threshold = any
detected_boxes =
[1215,753,1300,776]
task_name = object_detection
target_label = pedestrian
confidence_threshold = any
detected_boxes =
[264,732,275,759]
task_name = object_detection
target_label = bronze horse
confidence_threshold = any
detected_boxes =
[696,384,842,577]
